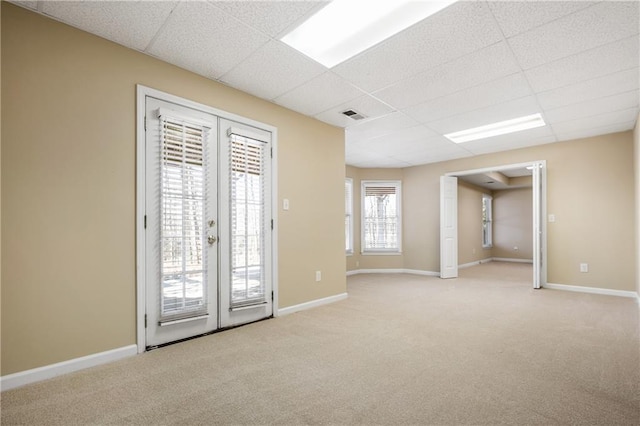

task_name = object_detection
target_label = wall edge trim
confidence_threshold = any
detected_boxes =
[277,292,348,316]
[544,282,638,299]
[0,345,137,392]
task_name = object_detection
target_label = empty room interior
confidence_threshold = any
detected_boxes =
[1,1,639,424]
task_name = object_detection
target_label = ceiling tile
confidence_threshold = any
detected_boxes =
[461,127,556,155]
[211,1,327,38]
[404,72,533,124]
[551,108,639,135]
[536,68,640,110]
[373,42,521,110]
[219,41,325,101]
[555,121,637,142]
[488,1,597,38]
[42,0,178,51]
[507,2,639,70]
[346,112,420,142]
[11,1,38,11]
[274,72,365,116]
[363,126,442,153]
[148,1,269,79]
[313,95,394,128]
[544,90,639,124]
[332,1,503,92]
[525,36,640,93]
[426,96,542,134]
[391,145,474,166]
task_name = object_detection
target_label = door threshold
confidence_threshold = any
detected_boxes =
[145,315,274,352]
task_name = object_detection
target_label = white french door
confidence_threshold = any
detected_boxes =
[219,119,272,328]
[531,161,546,289]
[440,175,458,278]
[141,91,273,349]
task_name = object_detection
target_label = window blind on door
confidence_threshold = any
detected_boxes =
[159,113,210,321]
[228,131,267,308]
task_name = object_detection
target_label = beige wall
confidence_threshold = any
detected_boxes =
[457,182,492,265]
[634,113,640,296]
[493,188,533,260]
[345,167,404,271]
[1,3,345,375]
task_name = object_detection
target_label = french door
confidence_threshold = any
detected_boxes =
[143,93,273,348]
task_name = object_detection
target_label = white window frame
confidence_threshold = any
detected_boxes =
[345,178,354,255]
[361,180,402,255]
[482,193,493,248]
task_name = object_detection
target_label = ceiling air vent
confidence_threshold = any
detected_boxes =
[342,109,367,121]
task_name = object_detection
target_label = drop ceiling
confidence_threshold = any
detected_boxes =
[11,0,640,168]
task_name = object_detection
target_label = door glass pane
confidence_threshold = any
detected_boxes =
[160,117,209,321]
[230,135,266,307]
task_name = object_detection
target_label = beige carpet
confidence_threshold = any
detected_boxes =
[2,262,639,425]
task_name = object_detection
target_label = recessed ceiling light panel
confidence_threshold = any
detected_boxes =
[444,113,547,144]
[281,0,457,68]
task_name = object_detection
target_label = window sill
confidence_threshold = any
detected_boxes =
[361,251,402,256]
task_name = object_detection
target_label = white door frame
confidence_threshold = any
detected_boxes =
[442,160,547,288]
[135,85,279,354]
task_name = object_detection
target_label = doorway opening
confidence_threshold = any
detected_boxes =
[440,161,546,289]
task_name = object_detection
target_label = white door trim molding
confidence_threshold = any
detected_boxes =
[0,345,137,392]
[443,160,547,288]
[136,85,278,352]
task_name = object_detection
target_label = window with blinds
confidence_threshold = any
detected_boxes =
[230,133,267,308]
[345,178,353,254]
[160,114,209,321]
[362,181,401,253]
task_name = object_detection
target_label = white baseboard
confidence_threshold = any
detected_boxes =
[402,269,440,277]
[0,344,137,392]
[544,282,638,299]
[278,292,348,316]
[347,268,439,277]
[459,258,494,269]
[492,257,533,264]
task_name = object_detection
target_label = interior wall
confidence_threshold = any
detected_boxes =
[403,131,635,291]
[345,167,404,271]
[457,182,492,265]
[493,188,533,261]
[1,3,345,376]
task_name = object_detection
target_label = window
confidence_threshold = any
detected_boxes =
[229,131,268,308]
[345,178,353,254]
[159,113,210,321]
[482,194,493,248]
[362,181,401,253]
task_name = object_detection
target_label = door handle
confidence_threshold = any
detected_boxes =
[208,235,217,245]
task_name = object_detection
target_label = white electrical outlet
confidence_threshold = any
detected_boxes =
[548,214,556,223]
[283,199,290,210]
[580,263,589,273]
[315,271,321,282]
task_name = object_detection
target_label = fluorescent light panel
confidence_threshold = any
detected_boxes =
[444,113,547,144]
[281,0,457,68]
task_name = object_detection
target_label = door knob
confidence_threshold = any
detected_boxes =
[208,235,217,245]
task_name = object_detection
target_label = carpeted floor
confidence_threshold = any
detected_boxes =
[2,262,639,425]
